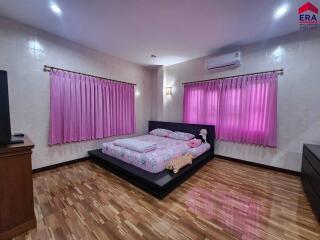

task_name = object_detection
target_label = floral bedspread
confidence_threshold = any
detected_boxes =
[188,142,211,158]
[102,134,210,173]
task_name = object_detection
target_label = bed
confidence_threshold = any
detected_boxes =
[102,134,211,173]
[88,121,215,199]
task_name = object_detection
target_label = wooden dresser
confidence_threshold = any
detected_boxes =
[0,136,36,240]
[302,144,320,222]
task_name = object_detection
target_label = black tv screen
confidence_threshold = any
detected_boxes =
[0,70,12,144]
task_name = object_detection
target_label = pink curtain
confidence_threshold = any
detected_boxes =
[183,73,277,147]
[49,70,135,145]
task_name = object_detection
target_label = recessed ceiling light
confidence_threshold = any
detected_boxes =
[274,3,289,19]
[50,3,62,16]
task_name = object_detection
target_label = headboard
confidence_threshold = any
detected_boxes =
[149,121,215,150]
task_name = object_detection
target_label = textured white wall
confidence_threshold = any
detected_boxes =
[153,30,320,172]
[0,17,154,169]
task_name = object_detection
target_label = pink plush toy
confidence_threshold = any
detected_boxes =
[187,138,202,148]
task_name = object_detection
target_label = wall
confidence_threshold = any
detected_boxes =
[152,29,320,172]
[0,17,154,169]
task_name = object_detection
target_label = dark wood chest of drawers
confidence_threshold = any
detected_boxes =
[302,144,320,222]
[0,136,36,240]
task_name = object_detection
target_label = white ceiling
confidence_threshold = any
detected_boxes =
[0,0,304,66]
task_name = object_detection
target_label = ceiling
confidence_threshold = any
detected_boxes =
[0,0,304,66]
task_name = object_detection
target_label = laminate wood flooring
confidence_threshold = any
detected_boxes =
[13,158,320,240]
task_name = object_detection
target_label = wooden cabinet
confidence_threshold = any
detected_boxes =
[0,136,36,240]
[302,144,320,222]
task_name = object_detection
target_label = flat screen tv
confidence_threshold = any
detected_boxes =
[0,70,12,144]
[0,70,23,144]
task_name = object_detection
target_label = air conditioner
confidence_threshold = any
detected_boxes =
[206,51,241,71]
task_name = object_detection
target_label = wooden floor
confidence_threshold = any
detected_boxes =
[14,158,320,240]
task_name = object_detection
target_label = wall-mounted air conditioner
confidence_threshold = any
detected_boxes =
[206,51,241,71]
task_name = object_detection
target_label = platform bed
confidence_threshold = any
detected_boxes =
[88,121,215,199]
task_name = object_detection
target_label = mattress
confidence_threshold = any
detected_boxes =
[102,134,210,173]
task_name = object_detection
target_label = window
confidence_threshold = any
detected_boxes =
[183,74,277,147]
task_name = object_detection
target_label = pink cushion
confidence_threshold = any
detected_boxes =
[187,139,202,148]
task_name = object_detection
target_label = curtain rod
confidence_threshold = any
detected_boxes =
[43,65,136,86]
[182,68,284,85]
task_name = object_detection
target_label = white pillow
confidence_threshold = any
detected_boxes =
[149,128,172,137]
[168,131,195,141]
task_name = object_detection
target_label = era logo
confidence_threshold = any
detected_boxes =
[299,2,319,26]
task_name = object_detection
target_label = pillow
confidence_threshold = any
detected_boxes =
[149,128,172,137]
[168,131,195,141]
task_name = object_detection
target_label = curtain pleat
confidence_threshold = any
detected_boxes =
[49,70,135,145]
[183,73,277,147]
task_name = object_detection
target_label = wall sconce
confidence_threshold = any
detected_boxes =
[166,86,173,96]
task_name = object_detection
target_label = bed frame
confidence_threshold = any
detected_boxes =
[88,121,215,199]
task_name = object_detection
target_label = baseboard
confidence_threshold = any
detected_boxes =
[215,154,301,176]
[32,154,300,176]
[0,217,36,240]
[32,157,89,174]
